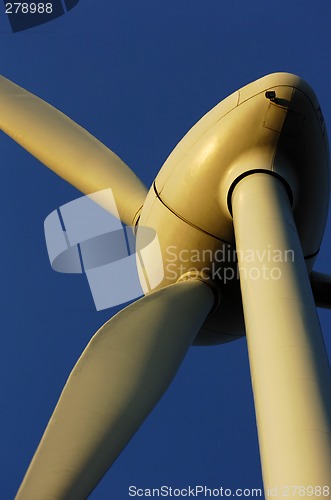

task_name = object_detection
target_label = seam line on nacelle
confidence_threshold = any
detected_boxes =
[153,182,235,247]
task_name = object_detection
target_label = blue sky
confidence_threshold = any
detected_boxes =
[0,1,331,498]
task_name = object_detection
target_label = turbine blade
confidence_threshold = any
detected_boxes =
[16,279,215,500]
[311,271,331,309]
[0,76,147,226]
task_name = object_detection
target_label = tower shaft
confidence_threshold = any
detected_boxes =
[232,172,331,498]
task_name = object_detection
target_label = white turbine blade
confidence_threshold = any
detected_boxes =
[311,271,331,309]
[0,76,147,226]
[16,279,215,500]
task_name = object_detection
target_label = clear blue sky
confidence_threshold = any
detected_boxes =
[0,1,331,498]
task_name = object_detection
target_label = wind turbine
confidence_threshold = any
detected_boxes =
[1,72,331,499]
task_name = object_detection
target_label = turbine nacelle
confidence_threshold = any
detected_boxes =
[137,72,330,344]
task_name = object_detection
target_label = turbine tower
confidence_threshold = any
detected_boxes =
[1,73,331,499]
